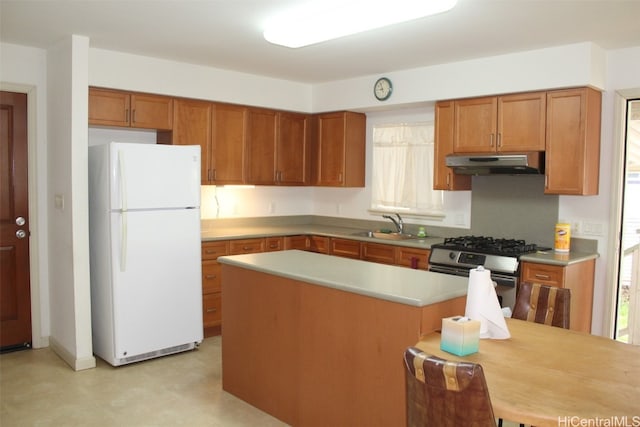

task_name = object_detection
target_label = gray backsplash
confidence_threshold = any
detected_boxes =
[470,175,558,247]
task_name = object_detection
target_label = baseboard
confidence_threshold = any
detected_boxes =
[49,336,96,371]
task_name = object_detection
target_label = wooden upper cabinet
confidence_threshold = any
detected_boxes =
[434,100,471,191]
[162,98,212,184]
[211,103,247,185]
[88,88,173,130]
[89,88,130,127]
[453,92,546,153]
[498,92,546,152]
[245,108,278,185]
[277,112,311,185]
[314,111,366,187]
[545,87,602,195]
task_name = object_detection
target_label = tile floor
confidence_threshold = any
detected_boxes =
[0,336,287,426]
[1,337,519,427]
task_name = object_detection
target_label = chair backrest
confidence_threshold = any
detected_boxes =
[512,282,571,329]
[403,347,496,427]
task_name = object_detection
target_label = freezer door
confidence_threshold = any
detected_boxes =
[110,208,203,360]
[109,142,200,210]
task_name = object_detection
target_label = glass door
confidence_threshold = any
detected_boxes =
[616,99,640,343]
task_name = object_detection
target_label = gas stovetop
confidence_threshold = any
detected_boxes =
[437,236,542,257]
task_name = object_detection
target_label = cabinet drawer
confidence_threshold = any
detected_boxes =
[520,262,564,287]
[330,238,361,259]
[362,242,396,265]
[265,236,284,252]
[229,238,265,254]
[202,292,222,327]
[397,247,430,269]
[202,261,222,294]
[202,241,229,260]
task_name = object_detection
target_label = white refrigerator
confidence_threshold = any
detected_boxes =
[88,142,203,366]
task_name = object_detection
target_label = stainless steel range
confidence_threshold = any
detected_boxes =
[428,236,547,309]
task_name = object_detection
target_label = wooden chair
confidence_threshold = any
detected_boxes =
[512,282,571,329]
[403,346,497,427]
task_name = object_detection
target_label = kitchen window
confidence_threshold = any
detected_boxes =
[370,122,444,217]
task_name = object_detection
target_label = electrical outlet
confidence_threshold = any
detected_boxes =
[583,222,604,236]
[572,221,581,235]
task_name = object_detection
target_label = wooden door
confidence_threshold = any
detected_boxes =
[453,96,497,153]
[433,100,471,190]
[166,98,212,184]
[277,112,309,185]
[88,87,130,127]
[497,91,546,152]
[0,91,32,351]
[316,112,346,186]
[245,108,277,184]
[211,104,246,184]
[130,93,173,130]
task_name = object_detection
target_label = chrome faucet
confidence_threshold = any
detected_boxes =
[382,213,404,234]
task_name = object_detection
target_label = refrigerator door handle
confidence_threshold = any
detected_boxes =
[119,150,128,272]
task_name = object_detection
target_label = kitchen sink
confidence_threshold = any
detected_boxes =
[351,230,418,240]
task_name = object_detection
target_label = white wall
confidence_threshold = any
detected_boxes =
[0,43,50,348]
[46,35,96,370]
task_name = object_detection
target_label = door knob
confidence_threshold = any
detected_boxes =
[16,216,25,226]
[16,230,26,239]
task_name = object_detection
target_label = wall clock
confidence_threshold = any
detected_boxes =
[374,77,393,101]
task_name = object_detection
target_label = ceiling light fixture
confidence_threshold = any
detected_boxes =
[263,0,458,48]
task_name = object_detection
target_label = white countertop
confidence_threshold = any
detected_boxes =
[218,250,469,307]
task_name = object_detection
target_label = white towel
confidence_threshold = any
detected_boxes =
[464,266,511,339]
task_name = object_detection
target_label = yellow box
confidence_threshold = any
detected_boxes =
[440,316,481,356]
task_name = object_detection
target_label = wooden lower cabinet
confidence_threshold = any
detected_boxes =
[397,247,431,269]
[330,237,362,259]
[362,242,397,264]
[201,241,229,337]
[520,260,595,333]
[229,238,265,254]
[284,235,309,250]
[307,235,329,253]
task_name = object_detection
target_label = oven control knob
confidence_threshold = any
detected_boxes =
[448,251,456,260]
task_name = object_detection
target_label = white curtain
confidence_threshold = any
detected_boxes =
[371,122,443,214]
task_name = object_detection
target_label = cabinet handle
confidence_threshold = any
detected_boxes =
[205,275,217,280]
[490,134,494,147]
[132,110,136,124]
[446,172,451,189]
[242,246,253,251]
[206,308,217,313]
[497,133,502,148]
[534,273,551,280]
[125,109,129,123]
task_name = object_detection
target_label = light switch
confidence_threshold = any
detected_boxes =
[54,194,64,210]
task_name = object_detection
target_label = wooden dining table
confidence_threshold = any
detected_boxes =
[415,318,640,426]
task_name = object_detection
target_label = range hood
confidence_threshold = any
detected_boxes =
[446,153,544,175]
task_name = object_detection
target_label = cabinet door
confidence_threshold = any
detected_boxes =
[212,104,247,184]
[330,238,361,259]
[277,112,310,185]
[396,247,430,269]
[246,108,278,184]
[130,93,173,130]
[315,112,365,187]
[362,242,396,264]
[308,236,329,253]
[453,97,497,153]
[170,99,212,184]
[89,88,130,127]
[285,235,309,250]
[545,88,601,195]
[434,100,471,190]
[497,92,546,152]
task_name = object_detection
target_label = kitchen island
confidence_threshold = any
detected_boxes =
[218,250,468,427]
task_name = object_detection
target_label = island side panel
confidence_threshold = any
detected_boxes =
[221,263,466,427]
[297,282,424,427]
[221,265,301,426]
[420,295,466,333]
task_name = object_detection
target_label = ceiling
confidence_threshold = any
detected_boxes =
[1,0,639,84]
